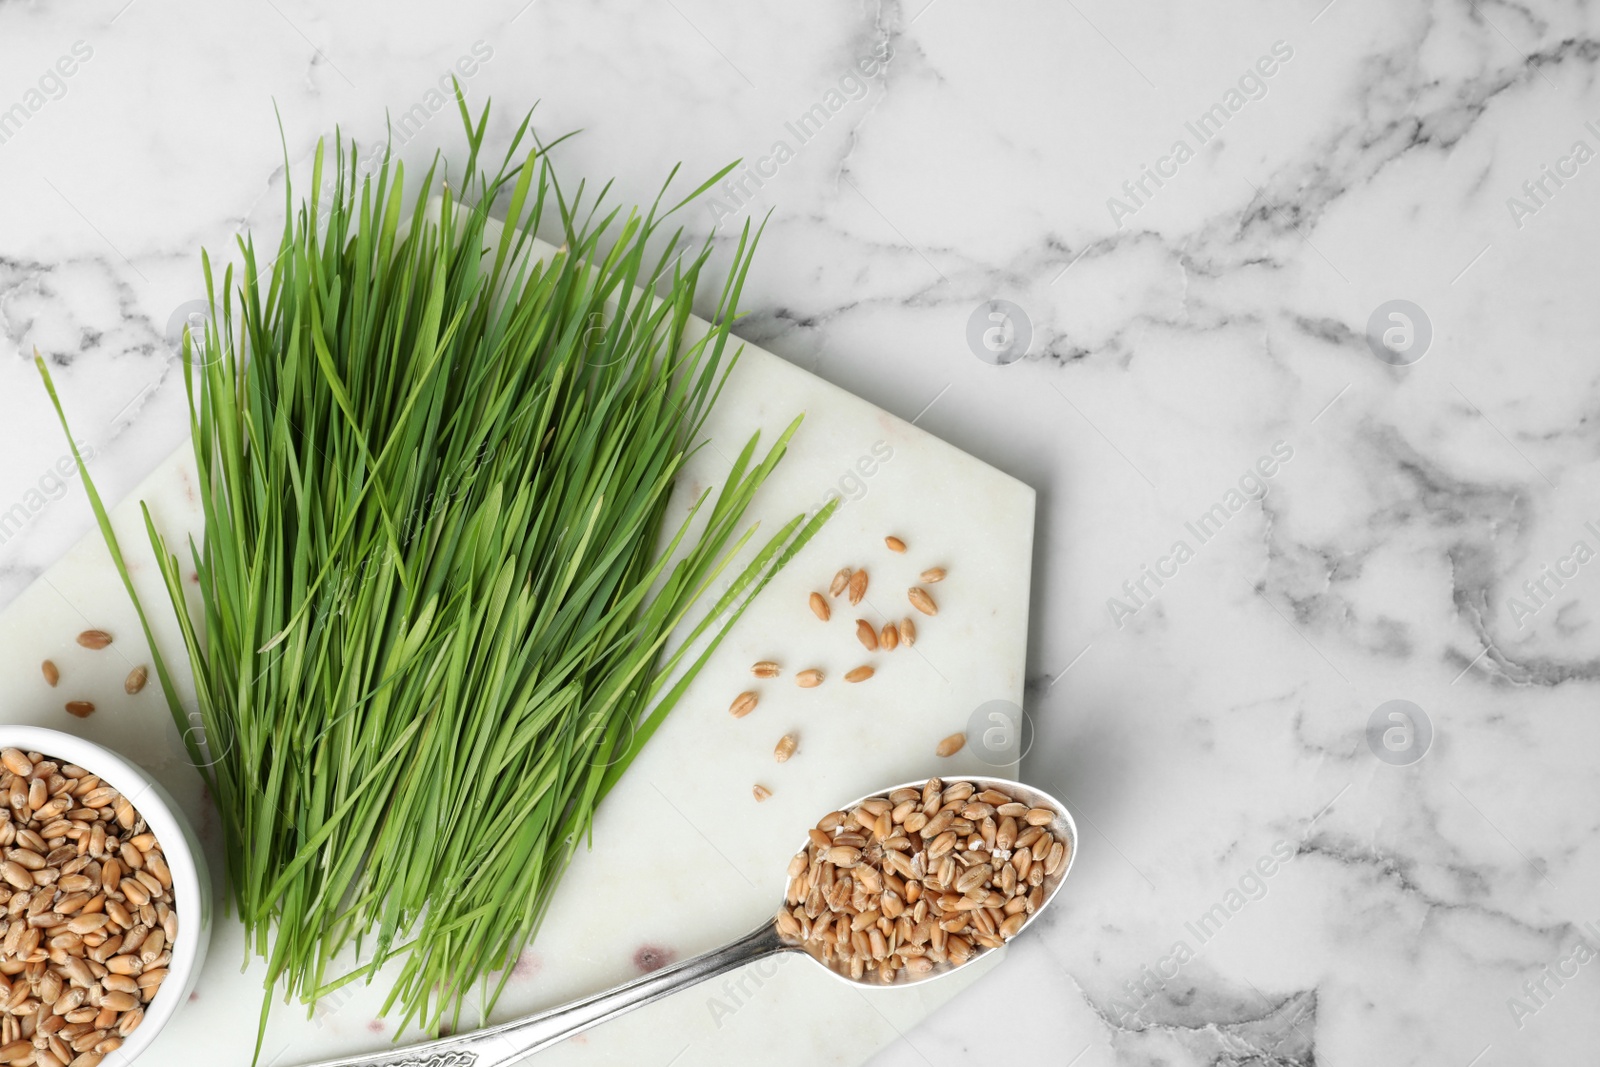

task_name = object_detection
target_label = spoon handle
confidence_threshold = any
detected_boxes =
[290,922,790,1067]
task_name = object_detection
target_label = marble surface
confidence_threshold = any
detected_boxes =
[2,1,1599,1065]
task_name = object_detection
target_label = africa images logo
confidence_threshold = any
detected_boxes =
[0,41,94,148]
[966,301,1032,365]
[1105,40,1294,228]
[1105,442,1294,629]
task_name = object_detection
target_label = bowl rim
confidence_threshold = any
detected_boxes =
[0,724,208,1066]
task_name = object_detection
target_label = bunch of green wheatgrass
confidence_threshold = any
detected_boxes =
[38,94,830,1044]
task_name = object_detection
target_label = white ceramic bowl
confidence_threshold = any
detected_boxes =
[0,725,212,1066]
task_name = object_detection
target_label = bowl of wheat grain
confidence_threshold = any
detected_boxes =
[0,725,212,1066]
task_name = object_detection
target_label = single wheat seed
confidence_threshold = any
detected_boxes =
[885,536,907,553]
[829,568,852,597]
[75,630,112,650]
[809,592,831,621]
[845,666,875,683]
[855,619,878,651]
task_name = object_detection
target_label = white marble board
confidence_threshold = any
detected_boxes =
[0,234,1036,1066]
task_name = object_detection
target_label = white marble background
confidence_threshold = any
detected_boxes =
[3,1,1599,1065]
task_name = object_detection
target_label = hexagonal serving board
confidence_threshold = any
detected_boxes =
[0,230,1035,1066]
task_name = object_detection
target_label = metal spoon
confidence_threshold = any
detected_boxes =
[292,775,1076,1067]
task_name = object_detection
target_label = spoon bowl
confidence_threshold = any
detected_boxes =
[783,774,1077,987]
[292,775,1077,1067]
